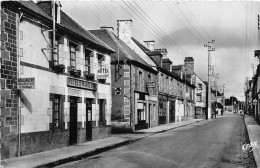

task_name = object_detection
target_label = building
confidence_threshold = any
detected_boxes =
[193,74,207,119]
[89,27,158,132]
[1,1,115,158]
[114,20,196,124]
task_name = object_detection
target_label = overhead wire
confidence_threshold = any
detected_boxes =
[124,1,189,58]
[133,1,191,57]
[173,2,207,43]
[183,2,212,41]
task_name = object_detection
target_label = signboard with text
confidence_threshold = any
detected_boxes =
[67,77,97,91]
[18,77,35,89]
[97,67,109,79]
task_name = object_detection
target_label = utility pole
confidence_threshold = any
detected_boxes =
[183,65,187,120]
[204,40,215,119]
[222,84,225,115]
[252,63,255,76]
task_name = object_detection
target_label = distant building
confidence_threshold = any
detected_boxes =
[90,28,158,132]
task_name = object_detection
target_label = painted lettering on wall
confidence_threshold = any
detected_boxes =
[67,77,97,90]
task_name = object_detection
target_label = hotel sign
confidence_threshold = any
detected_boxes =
[97,67,109,79]
[67,77,97,91]
[18,77,35,89]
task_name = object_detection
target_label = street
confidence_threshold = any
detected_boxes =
[56,114,256,168]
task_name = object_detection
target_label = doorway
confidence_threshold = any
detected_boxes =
[69,97,78,145]
[86,99,93,141]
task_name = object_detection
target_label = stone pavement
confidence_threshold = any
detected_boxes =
[244,115,260,168]
[3,118,203,168]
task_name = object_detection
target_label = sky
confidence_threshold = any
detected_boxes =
[61,1,260,101]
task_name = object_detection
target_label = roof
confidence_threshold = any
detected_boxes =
[131,37,195,88]
[89,29,153,69]
[15,1,114,53]
[131,37,162,56]
[60,11,114,52]
[19,1,52,19]
[162,58,172,64]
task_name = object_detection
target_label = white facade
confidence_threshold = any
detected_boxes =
[19,15,112,133]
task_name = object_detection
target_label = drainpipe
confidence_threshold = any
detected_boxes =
[17,8,22,157]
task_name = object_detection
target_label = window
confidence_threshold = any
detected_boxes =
[98,54,105,68]
[139,71,143,91]
[196,94,202,102]
[70,44,76,69]
[53,95,62,129]
[53,39,59,66]
[85,49,92,74]
[198,84,202,90]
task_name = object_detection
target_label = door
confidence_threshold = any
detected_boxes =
[148,104,151,128]
[86,107,92,141]
[169,101,175,123]
[69,97,78,145]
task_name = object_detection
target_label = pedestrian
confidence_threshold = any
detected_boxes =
[221,109,223,115]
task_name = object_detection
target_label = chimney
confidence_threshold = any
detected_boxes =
[37,1,62,24]
[117,20,132,44]
[155,48,168,59]
[100,26,114,32]
[172,65,183,78]
[162,58,172,72]
[143,40,155,51]
[184,57,194,75]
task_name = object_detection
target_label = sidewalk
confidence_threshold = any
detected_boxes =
[4,118,203,168]
[244,115,260,168]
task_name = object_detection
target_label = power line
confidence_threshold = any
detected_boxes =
[133,1,191,57]
[125,1,189,57]
[173,2,207,43]
[123,1,189,58]
[183,2,212,40]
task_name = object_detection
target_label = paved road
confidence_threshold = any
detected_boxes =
[57,114,254,168]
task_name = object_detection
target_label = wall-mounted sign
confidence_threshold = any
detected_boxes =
[18,77,35,89]
[67,77,97,91]
[115,87,121,94]
[147,82,156,88]
[97,67,109,79]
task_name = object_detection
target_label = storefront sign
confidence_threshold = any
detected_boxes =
[147,82,156,88]
[67,77,97,91]
[18,77,35,89]
[97,67,109,79]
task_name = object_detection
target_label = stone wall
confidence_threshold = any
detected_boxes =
[0,6,18,159]
[20,131,69,156]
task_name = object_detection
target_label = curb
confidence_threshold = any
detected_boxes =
[36,119,203,167]
[243,116,260,168]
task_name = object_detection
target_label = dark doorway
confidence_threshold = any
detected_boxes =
[148,104,151,128]
[69,97,78,145]
[86,99,93,141]
[169,101,175,123]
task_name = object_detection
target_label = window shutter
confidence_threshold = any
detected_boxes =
[67,95,70,102]
[60,100,64,131]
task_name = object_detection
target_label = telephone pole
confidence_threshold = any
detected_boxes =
[204,40,215,119]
